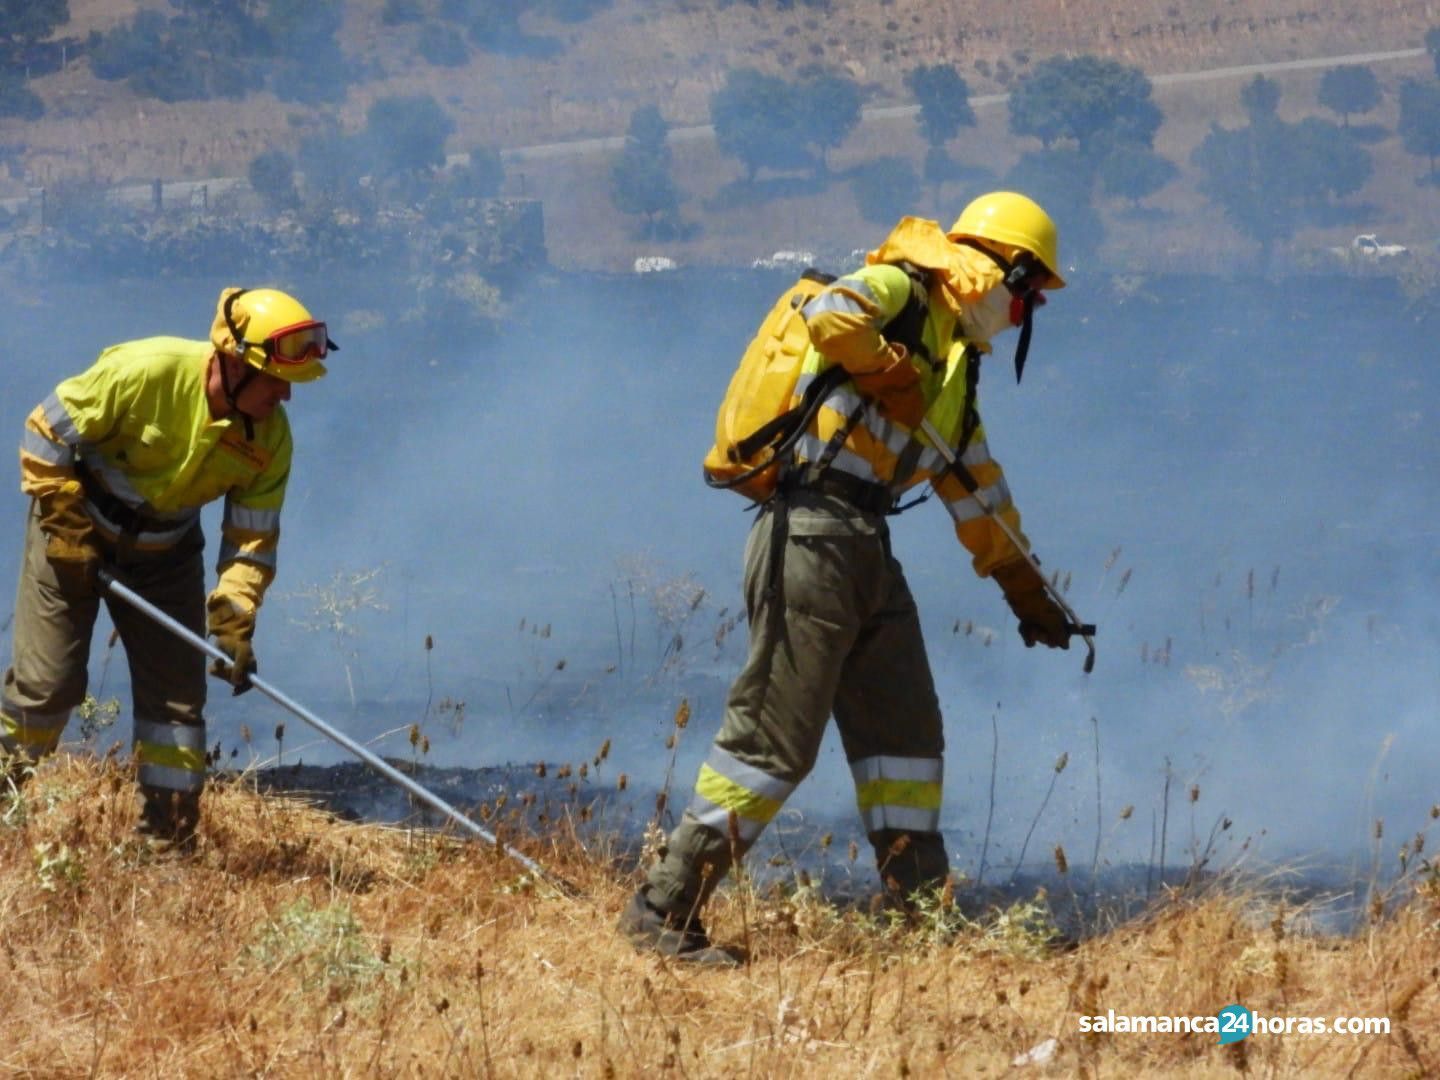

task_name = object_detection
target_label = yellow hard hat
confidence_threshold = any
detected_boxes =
[948,191,1065,289]
[210,287,335,383]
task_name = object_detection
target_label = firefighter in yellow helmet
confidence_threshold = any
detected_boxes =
[619,192,1074,964]
[0,287,335,851]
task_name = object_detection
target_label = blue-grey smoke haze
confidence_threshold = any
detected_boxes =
[3,265,1435,889]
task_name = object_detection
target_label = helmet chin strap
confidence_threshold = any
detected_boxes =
[218,353,259,440]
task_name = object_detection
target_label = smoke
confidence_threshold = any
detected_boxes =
[2,251,1436,887]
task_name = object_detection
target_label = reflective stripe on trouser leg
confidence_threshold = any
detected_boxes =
[851,755,943,835]
[134,717,206,793]
[686,744,796,847]
[0,692,70,759]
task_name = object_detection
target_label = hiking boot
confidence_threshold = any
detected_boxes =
[135,786,201,855]
[617,891,742,968]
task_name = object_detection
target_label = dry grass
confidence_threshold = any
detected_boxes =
[3,753,1437,1076]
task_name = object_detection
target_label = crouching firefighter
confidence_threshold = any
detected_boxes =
[0,288,335,852]
[620,192,1083,965]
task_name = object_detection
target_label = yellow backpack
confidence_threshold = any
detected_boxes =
[702,265,929,502]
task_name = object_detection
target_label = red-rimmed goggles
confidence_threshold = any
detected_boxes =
[260,319,337,366]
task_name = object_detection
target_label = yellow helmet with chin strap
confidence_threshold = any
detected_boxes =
[210,287,336,384]
[948,191,1065,290]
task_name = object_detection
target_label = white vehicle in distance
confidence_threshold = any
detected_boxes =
[1331,234,1408,260]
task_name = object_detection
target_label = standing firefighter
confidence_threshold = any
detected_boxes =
[620,192,1078,964]
[0,288,335,851]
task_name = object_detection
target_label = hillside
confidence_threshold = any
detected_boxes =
[4,1,1438,271]
[3,754,1438,1075]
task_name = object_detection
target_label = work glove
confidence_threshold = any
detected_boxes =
[993,558,1071,650]
[45,531,103,595]
[852,341,927,428]
[206,594,257,695]
[37,482,103,595]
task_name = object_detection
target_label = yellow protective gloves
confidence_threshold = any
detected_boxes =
[206,593,257,694]
[37,481,102,594]
[851,341,927,428]
[992,558,1071,650]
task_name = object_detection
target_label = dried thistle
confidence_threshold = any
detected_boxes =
[1053,845,1068,875]
[1119,805,1134,820]
[673,699,690,730]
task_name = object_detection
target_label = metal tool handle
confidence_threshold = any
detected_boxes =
[917,419,1097,673]
[97,569,579,895]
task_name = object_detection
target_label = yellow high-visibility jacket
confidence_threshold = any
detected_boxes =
[796,262,1030,577]
[19,337,292,615]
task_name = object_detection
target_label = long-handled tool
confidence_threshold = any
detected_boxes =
[97,569,579,896]
[918,417,1097,673]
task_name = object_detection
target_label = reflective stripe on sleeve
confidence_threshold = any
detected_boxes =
[801,276,879,320]
[20,428,70,465]
[851,755,944,835]
[685,746,795,844]
[917,436,993,475]
[41,393,79,445]
[218,538,277,569]
[943,476,1012,522]
[223,504,280,534]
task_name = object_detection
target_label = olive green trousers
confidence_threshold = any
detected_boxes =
[1,506,208,794]
[644,489,949,915]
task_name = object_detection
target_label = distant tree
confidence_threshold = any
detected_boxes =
[1192,123,1290,264]
[905,64,977,152]
[382,0,424,24]
[795,69,863,173]
[538,0,613,22]
[264,0,348,105]
[1002,149,1104,264]
[419,22,470,66]
[1240,75,1281,124]
[89,8,250,102]
[297,129,374,210]
[248,149,299,212]
[1098,145,1178,205]
[365,94,457,177]
[1007,55,1162,154]
[0,67,43,120]
[850,155,920,226]
[87,12,167,81]
[1317,65,1381,127]
[449,147,505,198]
[1398,77,1440,180]
[1283,116,1373,202]
[610,104,683,237]
[626,104,670,159]
[710,68,811,180]
[0,0,69,64]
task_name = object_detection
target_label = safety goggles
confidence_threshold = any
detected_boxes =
[261,320,338,366]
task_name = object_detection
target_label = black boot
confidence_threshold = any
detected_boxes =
[616,890,742,967]
[136,785,201,854]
